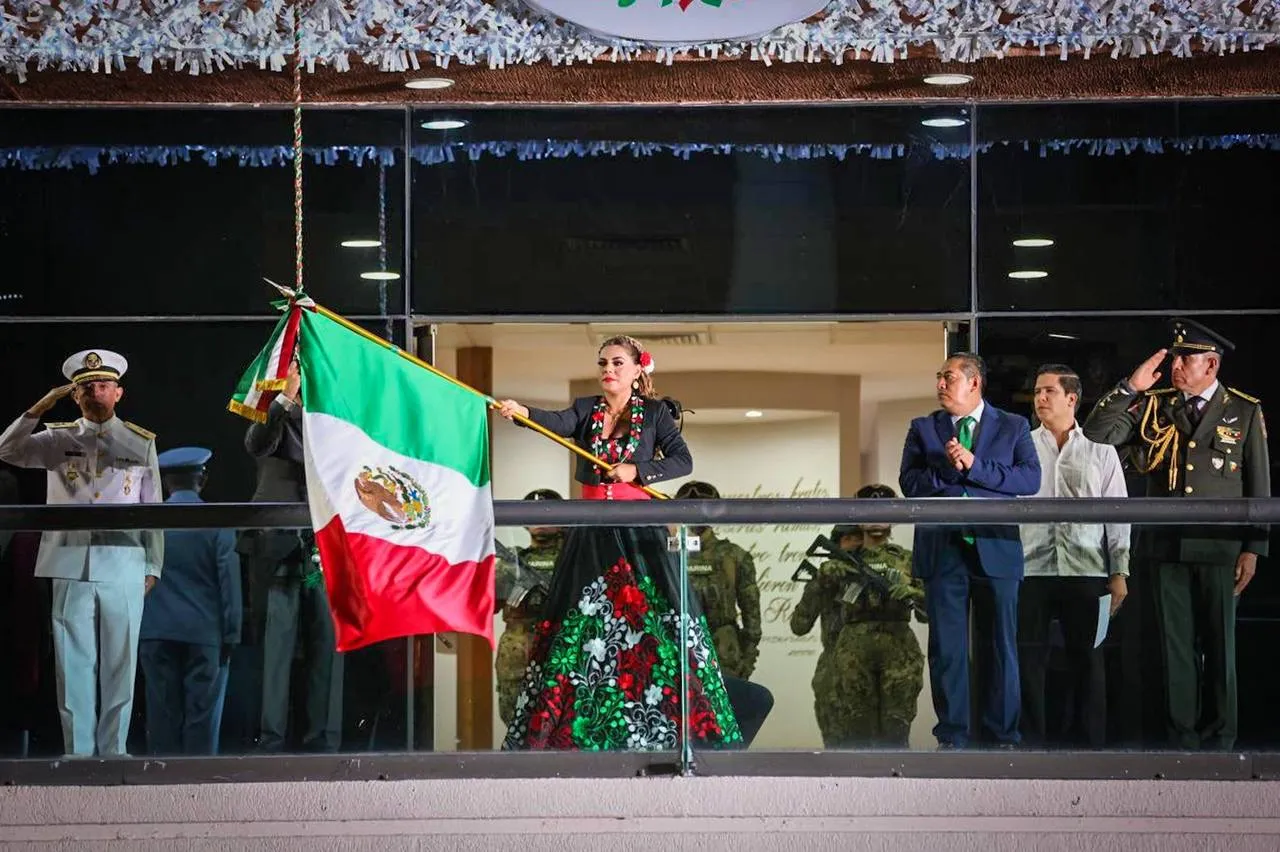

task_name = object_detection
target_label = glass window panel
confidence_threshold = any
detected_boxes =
[978,314,1277,749]
[977,99,1280,312]
[412,107,971,316]
[0,109,405,317]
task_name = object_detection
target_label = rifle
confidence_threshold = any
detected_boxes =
[790,533,921,614]
[495,538,552,608]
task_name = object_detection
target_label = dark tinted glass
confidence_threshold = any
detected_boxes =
[411,107,971,316]
[977,100,1280,311]
[0,109,405,317]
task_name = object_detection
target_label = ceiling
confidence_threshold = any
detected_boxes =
[4,50,1280,106]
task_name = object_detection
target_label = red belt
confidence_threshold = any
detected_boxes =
[581,482,650,501]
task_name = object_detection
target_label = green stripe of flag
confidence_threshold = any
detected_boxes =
[299,310,490,488]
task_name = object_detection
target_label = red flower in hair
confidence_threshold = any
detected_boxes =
[639,351,653,369]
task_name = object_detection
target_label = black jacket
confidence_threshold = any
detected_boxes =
[526,396,692,487]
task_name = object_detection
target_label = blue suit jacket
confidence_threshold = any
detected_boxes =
[898,404,1041,580]
[140,491,243,647]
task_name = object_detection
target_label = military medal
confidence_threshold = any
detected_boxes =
[1212,457,1224,470]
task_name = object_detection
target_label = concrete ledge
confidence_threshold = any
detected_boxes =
[5,776,1280,850]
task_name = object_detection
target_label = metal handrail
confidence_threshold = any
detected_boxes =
[0,498,1276,531]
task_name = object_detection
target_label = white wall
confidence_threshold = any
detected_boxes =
[674,416,838,749]
[867,396,941,749]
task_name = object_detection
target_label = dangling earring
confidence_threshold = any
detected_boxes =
[632,379,639,390]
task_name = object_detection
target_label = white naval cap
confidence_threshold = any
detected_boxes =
[62,349,128,385]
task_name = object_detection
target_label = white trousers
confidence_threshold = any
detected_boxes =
[50,578,145,756]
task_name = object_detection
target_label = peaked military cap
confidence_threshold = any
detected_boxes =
[1170,318,1235,357]
[62,349,127,384]
[157,446,212,472]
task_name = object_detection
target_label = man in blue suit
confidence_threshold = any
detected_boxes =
[139,447,242,755]
[899,353,1041,748]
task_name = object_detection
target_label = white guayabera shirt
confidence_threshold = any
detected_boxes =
[1023,423,1131,579]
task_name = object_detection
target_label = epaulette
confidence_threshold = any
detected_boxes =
[1146,388,1178,396]
[123,421,156,440]
[44,422,75,430]
[1227,387,1261,405]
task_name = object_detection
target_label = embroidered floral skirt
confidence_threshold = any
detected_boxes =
[501,525,743,751]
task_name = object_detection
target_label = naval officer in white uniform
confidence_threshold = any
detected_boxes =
[0,349,162,756]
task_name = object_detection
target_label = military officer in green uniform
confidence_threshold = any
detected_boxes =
[494,489,565,725]
[674,481,763,680]
[791,523,861,748]
[1084,318,1270,750]
[827,484,926,748]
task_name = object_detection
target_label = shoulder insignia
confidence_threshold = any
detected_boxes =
[123,421,156,441]
[1227,387,1261,405]
[1146,388,1177,396]
[44,422,75,430]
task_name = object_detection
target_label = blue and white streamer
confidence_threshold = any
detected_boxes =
[3,135,1280,172]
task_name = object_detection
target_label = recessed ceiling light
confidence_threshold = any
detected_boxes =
[1013,238,1055,248]
[360,271,401,281]
[421,119,467,131]
[405,78,454,90]
[923,73,974,86]
[744,410,764,418]
[1008,270,1049,280]
[1048,333,1078,340]
[341,239,381,248]
[921,117,967,128]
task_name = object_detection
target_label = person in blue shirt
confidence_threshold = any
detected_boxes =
[138,446,242,755]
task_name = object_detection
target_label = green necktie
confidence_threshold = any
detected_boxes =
[957,416,975,544]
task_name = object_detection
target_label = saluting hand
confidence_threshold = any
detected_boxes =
[1128,348,1168,393]
[495,399,529,421]
[27,383,76,418]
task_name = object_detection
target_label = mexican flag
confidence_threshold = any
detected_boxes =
[291,307,494,652]
[226,304,299,423]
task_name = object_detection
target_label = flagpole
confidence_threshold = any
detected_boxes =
[305,301,670,501]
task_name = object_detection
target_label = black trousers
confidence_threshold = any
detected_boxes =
[1151,561,1237,750]
[1017,576,1109,748]
[722,676,774,748]
[139,640,222,756]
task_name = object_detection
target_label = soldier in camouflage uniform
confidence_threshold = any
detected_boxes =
[827,485,926,748]
[494,489,565,725]
[675,481,763,680]
[791,523,862,748]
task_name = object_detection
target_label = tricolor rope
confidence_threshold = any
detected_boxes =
[292,3,304,296]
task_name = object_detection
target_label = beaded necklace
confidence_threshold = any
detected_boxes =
[589,393,645,466]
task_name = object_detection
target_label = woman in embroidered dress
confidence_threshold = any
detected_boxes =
[494,335,742,751]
